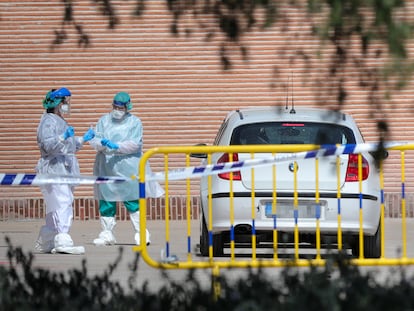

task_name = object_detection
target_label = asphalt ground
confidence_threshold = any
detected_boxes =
[1,218,414,292]
[0,219,212,292]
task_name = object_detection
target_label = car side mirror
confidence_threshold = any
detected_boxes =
[190,143,207,159]
[369,149,389,162]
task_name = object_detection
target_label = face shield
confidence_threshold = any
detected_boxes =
[48,87,72,114]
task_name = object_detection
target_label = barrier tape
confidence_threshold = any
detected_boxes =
[146,142,405,181]
[1,142,406,185]
[0,173,128,186]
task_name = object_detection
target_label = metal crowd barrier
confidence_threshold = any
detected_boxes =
[133,144,414,276]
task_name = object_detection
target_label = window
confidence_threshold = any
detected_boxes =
[214,119,230,145]
[230,122,355,145]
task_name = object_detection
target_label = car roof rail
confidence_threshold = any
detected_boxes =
[236,109,244,120]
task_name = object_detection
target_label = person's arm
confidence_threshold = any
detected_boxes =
[38,117,72,155]
[117,119,143,154]
[89,120,106,152]
[73,128,95,151]
[99,117,143,154]
[117,141,142,154]
[101,136,142,154]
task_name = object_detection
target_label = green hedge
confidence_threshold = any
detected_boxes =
[1,236,414,310]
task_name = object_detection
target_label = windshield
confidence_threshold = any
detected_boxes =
[230,122,356,145]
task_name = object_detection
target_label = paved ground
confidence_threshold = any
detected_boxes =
[0,219,214,292]
[1,218,414,292]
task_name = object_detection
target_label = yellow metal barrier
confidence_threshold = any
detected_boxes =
[133,144,414,273]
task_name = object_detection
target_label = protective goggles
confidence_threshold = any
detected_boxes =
[113,100,129,107]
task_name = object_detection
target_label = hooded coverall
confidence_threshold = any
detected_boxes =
[35,112,84,253]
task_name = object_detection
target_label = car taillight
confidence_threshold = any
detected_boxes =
[218,153,241,180]
[345,154,369,182]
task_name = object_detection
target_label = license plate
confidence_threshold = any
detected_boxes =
[264,200,323,219]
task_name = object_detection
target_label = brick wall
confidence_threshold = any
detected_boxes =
[1,1,414,215]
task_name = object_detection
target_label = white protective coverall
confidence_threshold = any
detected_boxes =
[35,113,85,254]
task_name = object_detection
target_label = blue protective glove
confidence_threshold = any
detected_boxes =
[101,138,119,150]
[61,126,75,140]
[83,128,95,142]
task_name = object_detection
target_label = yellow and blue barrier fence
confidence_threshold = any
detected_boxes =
[134,142,414,273]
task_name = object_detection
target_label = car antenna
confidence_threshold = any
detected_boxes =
[289,72,296,114]
[285,75,289,110]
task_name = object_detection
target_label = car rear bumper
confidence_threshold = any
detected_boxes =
[202,191,381,236]
[211,191,378,201]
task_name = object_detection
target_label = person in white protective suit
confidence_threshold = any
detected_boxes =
[90,92,164,246]
[35,87,95,254]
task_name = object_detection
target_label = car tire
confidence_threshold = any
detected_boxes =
[212,233,224,257]
[200,216,209,256]
[352,221,381,259]
[199,215,224,257]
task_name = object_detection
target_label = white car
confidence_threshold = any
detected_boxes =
[195,106,383,258]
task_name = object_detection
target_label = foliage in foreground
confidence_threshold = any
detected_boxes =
[1,236,414,310]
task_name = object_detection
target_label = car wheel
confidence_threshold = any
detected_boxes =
[200,216,209,256]
[352,222,381,259]
[212,232,224,257]
[199,215,224,257]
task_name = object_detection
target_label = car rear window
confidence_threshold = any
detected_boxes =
[230,122,356,145]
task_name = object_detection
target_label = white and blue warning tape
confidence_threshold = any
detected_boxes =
[0,173,128,186]
[145,142,406,181]
[0,142,406,186]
